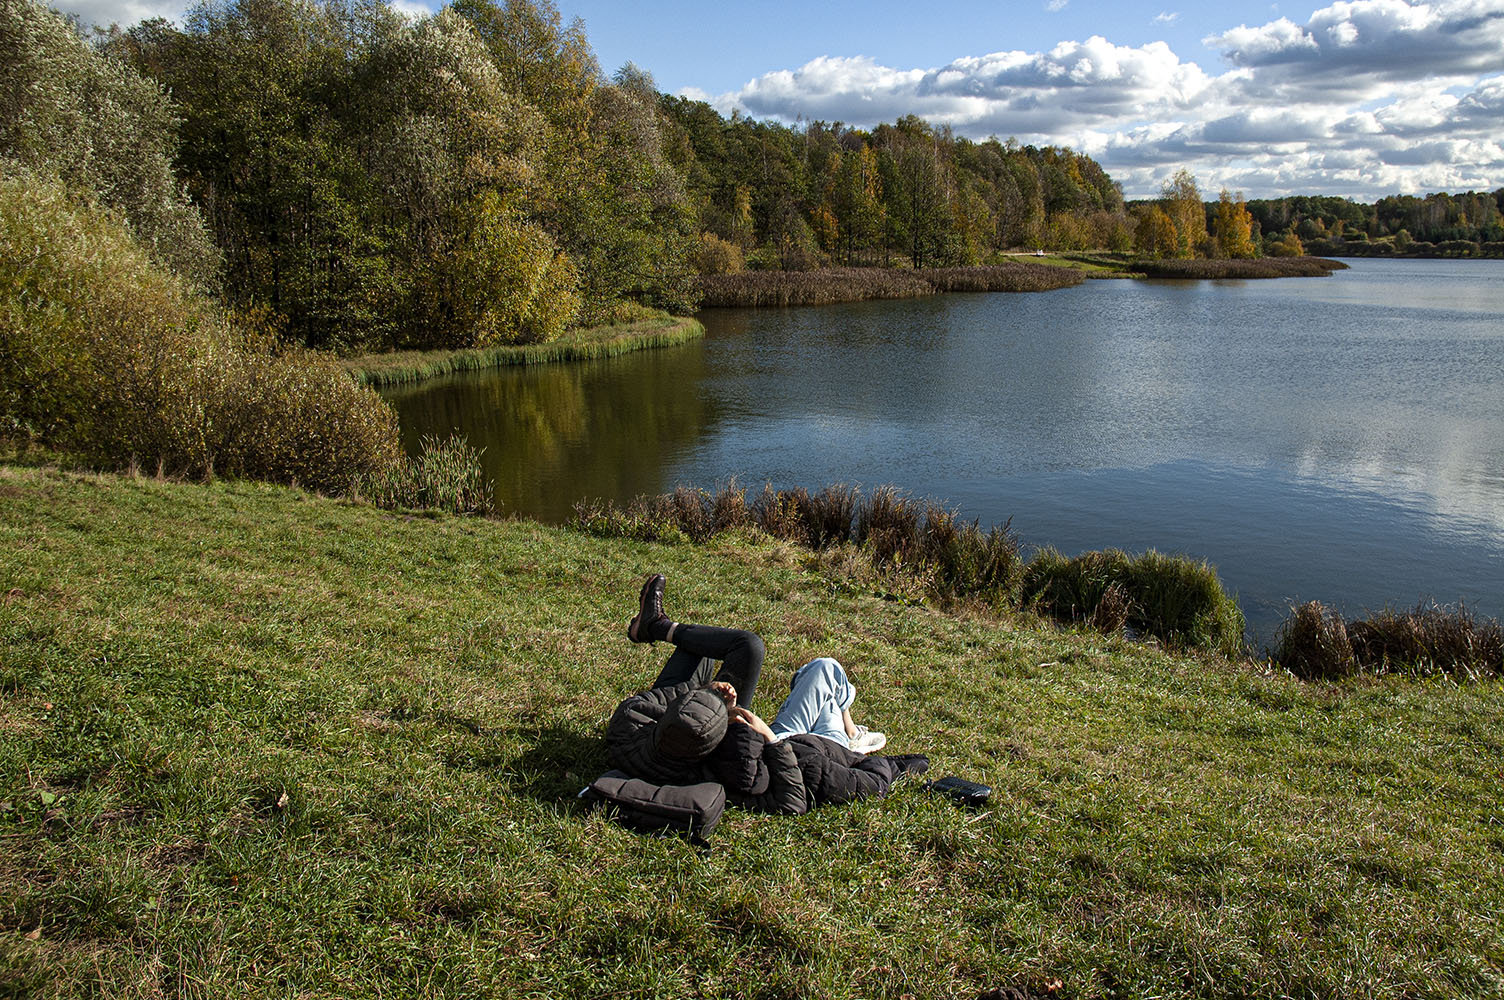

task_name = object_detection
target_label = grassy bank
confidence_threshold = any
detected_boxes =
[343,313,705,388]
[698,263,1084,308]
[3,465,1504,999]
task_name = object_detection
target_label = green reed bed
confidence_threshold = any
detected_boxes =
[5,465,1504,1000]
[1132,256,1349,279]
[697,263,1081,308]
[353,434,495,516]
[1020,548,1246,659]
[343,314,705,388]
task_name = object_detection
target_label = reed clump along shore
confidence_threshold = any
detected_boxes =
[4,463,1504,1000]
[697,262,1085,308]
[342,312,705,388]
[575,482,1246,657]
[1131,256,1349,279]
[1275,599,1503,680]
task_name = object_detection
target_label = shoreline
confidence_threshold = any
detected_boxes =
[342,313,704,388]
[696,256,1348,309]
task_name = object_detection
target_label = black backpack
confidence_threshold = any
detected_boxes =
[580,770,726,845]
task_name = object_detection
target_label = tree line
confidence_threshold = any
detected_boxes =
[106,0,698,352]
[655,99,1135,270]
[1242,189,1504,257]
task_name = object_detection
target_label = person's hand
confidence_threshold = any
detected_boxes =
[729,705,776,742]
[708,680,737,708]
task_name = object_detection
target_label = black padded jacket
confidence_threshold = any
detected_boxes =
[705,723,808,815]
[780,734,906,806]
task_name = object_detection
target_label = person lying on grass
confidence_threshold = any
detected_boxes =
[606,574,929,815]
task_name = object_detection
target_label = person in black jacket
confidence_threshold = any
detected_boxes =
[608,574,928,814]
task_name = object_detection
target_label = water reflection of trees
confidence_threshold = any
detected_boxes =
[382,346,715,521]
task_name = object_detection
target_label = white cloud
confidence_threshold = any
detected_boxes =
[694,0,1504,198]
[389,0,434,20]
[1154,11,1181,23]
[1047,0,1070,11]
[54,0,184,26]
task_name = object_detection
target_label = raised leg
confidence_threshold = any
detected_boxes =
[650,624,765,709]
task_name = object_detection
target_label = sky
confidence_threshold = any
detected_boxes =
[54,0,1504,200]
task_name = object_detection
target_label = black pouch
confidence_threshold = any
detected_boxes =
[925,775,992,807]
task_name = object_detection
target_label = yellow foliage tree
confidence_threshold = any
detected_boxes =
[1213,189,1258,258]
[1160,169,1205,258]
[1269,230,1305,257]
[1134,207,1178,258]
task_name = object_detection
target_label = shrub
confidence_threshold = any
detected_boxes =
[1274,601,1356,679]
[356,435,493,515]
[1021,547,1244,655]
[0,169,400,491]
[693,233,745,275]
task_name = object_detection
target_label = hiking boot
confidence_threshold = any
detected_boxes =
[628,573,670,644]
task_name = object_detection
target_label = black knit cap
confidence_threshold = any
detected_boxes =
[654,689,729,761]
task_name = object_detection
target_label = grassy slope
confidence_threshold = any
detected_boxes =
[342,314,705,388]
[1,466,1502,999]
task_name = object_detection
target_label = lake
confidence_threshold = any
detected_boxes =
[382,258,1504,644]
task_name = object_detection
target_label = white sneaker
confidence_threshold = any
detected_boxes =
[849,726,887,754]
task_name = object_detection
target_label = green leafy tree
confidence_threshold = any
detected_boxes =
[2,0,219,285]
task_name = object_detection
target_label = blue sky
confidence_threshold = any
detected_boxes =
[557,1,1243,98]
[56,0,1504,200]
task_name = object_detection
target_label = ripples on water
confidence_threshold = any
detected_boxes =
[383,259,1504,642]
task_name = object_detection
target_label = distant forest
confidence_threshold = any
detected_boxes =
[1241,191,1504,259]
[7,0,1502,358]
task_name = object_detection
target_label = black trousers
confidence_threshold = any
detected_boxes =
[650,624,765,710]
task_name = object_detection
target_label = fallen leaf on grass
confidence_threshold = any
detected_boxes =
[276,791,289,809]
[24,927,40,941]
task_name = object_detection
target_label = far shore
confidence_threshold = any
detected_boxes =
[697,255,1348,309]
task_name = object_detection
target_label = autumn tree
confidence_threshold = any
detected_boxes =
[1160,168,1206,259]
[1212,189,1258,258]
[1134,206,1177,258]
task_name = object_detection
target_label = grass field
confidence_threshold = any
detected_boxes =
[2,464,1502,999]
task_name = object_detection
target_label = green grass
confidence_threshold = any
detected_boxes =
[1009,252,1144,279]
[342,313,706,388]
[2,465,1503,998]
